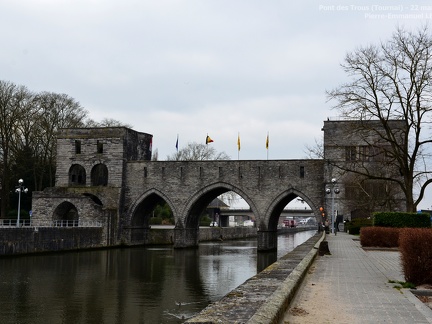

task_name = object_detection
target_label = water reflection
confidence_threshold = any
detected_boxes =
[0,230,315,324]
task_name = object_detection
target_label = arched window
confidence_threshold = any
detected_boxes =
[69,164,86,186]
[91,163,108,186]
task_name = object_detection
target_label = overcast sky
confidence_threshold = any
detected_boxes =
[1,1,432,208]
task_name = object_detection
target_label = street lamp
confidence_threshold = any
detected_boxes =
[16,179,28,227]
[326,178,340,235]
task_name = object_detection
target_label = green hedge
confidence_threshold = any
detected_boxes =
[149,216,163,225]
[199,216,212,226]
[373,212,431,228]
[346,218,373,235]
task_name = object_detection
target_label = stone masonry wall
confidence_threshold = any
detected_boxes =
[0,227,103,256]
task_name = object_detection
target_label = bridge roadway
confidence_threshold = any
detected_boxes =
[185,231,324,323]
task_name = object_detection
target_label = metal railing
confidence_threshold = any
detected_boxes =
[0,219,102,228]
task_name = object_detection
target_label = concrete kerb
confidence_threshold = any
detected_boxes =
[246,232,326,324]
[404,289,432,323]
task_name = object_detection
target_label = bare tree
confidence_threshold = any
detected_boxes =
[0,81,32,217]
[32,92,88,190]
[85,117,132,128]
[151,148,159,161]
[167,142,230,161]
[304,137,324,159]
[327,27,432,212]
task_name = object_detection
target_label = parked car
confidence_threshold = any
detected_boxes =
[210,221,218,227]
[243,220,254,227]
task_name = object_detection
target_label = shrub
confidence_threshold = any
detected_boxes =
[399,228,432,285]
[149,216,162,225]
[374,212,431,228]
[346,218,373,235]
[199,215,212,226]
[7,209,29,219]
[360,227,400,247]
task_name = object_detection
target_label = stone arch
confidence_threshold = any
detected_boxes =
[263,188,321,231]
[52,201,79,226]
[182,182,259,229]
[128,189,177,227]
[91,163,108,186]
[69,164,86,186]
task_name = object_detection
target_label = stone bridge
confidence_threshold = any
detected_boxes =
[32,127,326,251]
[126,159,324,250]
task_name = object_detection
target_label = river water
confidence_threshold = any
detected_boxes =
[0,230,316,324]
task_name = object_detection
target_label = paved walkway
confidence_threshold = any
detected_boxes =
[281,232,432,324]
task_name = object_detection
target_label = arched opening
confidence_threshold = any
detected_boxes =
[268,193,317,231]
[185,187,254,229]
[53,201,79,226]
[130,193,174,243]
[131,193,173,227]
[206,191,255,228]
[284,197,317,228]
[69,164,86,186]
[91,163,108,186]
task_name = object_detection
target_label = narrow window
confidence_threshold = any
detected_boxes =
[300,166,305,178]
[97,140,103,154]
[199,167,203,178]
[162,167,165,178]
[238,166,242,178]
[345,146,357,161]
[144,167,148,178]
[180,167,183,178]
[75,140,81,154]
[219,167,223,178]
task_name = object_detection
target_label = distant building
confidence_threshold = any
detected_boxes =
[322,119,406,220]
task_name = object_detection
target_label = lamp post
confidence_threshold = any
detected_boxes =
[326,178,340,235]
[16,179,28,227]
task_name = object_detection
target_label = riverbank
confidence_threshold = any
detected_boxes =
[185,231,324,323]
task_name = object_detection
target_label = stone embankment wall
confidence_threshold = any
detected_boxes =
[0,226,314,256]
[143,226,313,245]
[0,227,103,256]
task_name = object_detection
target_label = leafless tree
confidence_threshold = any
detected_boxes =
[0,81,33,217]
[304,137,324,159]
[327,27,432,212]
[85,117,132,128]
[167,142,230,161]
[32,92,88,190]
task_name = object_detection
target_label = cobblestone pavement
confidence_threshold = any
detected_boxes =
[282,232,432,324]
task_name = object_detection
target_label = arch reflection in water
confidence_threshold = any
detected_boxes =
[0,230,315,323]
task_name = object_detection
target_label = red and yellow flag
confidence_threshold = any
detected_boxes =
[237,133,241,151]
[266,133,269,149]
[206,135,214,144]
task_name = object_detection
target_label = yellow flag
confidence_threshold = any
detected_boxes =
[237,133,241,151]
[266,133,269,149]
